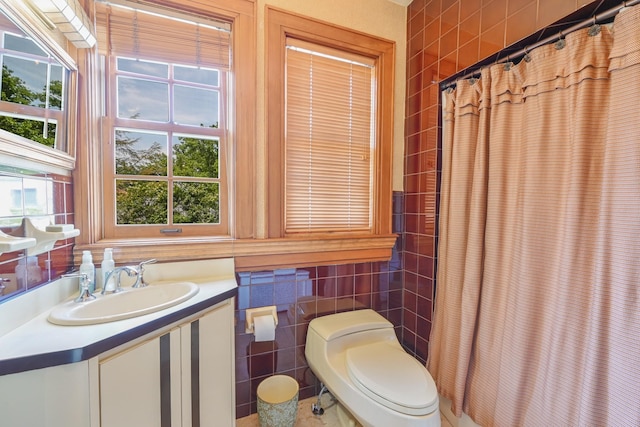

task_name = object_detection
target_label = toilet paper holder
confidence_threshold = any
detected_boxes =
[245,305,278,334]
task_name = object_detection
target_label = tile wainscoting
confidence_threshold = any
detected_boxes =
[233,192,412,418]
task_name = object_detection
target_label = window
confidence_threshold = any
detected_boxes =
[96,1,231,238]
[76,1,396,269]
[285,39,375,233]
[266,7,394,239]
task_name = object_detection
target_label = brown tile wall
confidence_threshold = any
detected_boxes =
[0,168,75,301]
[402,0,610,362]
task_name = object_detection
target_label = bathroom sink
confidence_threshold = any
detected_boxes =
[48,282,199,326]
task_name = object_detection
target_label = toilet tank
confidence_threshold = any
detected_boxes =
[306,309,400,365]
[309,309,393,342]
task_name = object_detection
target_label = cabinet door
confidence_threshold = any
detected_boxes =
[181,300,235,427]
[98,299,235,427]
[99,329,181,427]
[0,362,90,427]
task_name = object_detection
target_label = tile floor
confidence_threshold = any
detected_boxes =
[236,393,340,427]
[236,393,454,427]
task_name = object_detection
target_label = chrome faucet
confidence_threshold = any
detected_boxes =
[63,272,95,302]
[101,266,138,295]
[132,259,156,288]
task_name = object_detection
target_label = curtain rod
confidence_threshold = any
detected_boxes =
[441,0,640,90]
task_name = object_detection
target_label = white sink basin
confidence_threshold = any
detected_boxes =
[48,282,199,326]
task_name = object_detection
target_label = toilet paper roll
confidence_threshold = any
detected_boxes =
[253,313,276,342]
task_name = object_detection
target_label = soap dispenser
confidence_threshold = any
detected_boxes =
[79,250,96,293]
[101,248,115,291]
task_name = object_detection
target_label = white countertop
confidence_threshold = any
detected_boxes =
[0,258,238,374]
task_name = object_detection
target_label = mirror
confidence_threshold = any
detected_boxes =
[0,1,79,302]
[0,0,78,172]
[0,164,65,302]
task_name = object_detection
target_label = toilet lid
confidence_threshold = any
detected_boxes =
[346,342,439,416]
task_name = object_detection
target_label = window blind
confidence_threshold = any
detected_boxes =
[95,2,230,69]
[285,38,375,233]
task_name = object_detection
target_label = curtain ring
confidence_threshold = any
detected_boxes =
[555,31,566,50]
[523,46,532,62]
[502,54,513,71]
[588,17,601,36]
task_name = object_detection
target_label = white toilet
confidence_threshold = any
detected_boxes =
[305,309,440,427]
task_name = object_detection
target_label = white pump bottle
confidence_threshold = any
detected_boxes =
[101,248,115,291]
[79,250,96,293]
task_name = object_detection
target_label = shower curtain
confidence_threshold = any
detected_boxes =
[428,5,640,427]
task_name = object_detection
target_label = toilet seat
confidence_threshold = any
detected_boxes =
[345,342,439,416]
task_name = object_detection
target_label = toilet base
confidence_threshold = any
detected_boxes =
[337,402,363,427]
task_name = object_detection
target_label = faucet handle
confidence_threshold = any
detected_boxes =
[134,259,156,288]
[63,272,95,303]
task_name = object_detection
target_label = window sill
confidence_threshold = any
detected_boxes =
[74,234,398,271]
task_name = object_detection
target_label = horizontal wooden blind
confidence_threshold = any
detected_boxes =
[285,38,375,233]
[95,2,230,69]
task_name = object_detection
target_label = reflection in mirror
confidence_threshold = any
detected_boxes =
[0,164,73,303]
[0,2,78,173]
[0,175,25,226]
[0,9,70,152]
[0,2,78,302]
[11,177,53,217]
[0,10,72,154]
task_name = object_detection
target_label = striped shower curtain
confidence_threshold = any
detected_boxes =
[428,5,640,427]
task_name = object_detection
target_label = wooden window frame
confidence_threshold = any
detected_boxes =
[284,39,376,234]
[74,0,255,256]
[101,54,230,238]
[265,7,395,240]
[73,2,397,270]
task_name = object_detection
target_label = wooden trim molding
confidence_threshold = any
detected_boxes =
[74,234,397,271]
[75,0,256,245]
[265,6,395,238]
[73,1,397,272]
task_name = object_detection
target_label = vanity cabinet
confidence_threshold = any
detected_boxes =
[97,298,235,427]
[0,258,237,427]
[0,297,235,427]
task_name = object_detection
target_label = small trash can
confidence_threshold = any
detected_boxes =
[256,375,299,427]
